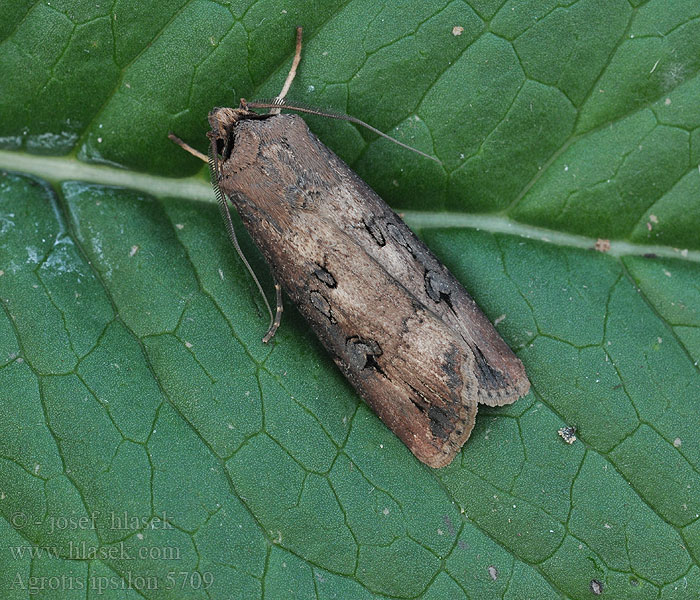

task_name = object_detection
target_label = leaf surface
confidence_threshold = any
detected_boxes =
[1,1,699,598]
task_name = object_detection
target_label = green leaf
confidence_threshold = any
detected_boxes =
[1,1,699,598]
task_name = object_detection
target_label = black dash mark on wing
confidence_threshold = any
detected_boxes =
[363,216,386,247]
[406,382,430,414]
[405,385,453,441]
[405,357,463,442]
[428,404,456,441]
[408,384,455,440]
[313,265,337,287]
[346,337,384,376]
[472,345,508,393]
[310,291,334,323]
[386,223,416,257]
[441,346,467,402]
[425,270,455,311]
[409,396,428,414]
[364,353,385,376]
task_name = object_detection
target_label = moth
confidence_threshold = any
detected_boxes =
[171,29,530,467]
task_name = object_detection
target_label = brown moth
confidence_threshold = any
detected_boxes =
[172,29,530,467]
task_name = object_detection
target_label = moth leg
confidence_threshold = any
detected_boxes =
[218,193,278,342]
[167,133,208,162]
[262,279,284,343]
[208,141,278,342]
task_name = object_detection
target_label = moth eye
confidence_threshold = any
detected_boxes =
[313,265,337,287]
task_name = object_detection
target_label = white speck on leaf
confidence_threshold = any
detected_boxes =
[26,246,41,264]
[558,426,577,444]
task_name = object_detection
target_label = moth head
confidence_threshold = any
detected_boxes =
[206,107,252,160]
[207,107,248,139]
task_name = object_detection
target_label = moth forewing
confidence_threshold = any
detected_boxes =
[314,159,529,408]
[209,108,530,467]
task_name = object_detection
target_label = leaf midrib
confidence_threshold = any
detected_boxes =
[2,149,698,263]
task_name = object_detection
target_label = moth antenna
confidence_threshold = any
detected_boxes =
[245,99,440,163]
[168,133,208,162]
[270,26,303,115]
[208,143,278,342]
